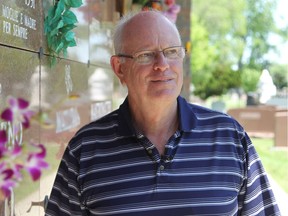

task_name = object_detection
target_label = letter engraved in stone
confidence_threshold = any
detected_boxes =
[25,0,36,9]
[24,14,36,30]
[13,24,28,39]
[3,20,11,34]
[1,4,37,40]
[2,5,19,23]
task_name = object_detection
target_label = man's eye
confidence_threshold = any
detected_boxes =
[165,48,178,56]
[137,52,154,59]
[137,52,154,62]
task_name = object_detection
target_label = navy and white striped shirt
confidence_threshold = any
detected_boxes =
[45,96,280,216]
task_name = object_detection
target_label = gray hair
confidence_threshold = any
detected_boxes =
[112,10,181,55]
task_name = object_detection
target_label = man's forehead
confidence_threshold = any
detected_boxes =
[119,11,180,52]
[127,11,170,27]
[124,13,177,38]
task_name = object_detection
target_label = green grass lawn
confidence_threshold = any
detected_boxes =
[252,138,288,193]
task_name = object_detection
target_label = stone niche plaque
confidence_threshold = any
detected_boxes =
[0,0,42,51]
[88,65,113,121]
[66,1,89,64]
[0,45,42,216]
[0,45,40,110]
[38,57,92,148]
[87,0,115,66]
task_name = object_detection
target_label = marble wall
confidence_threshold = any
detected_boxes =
[0,1,118,215]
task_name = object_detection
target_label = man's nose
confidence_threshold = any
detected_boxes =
[153,52,169,71]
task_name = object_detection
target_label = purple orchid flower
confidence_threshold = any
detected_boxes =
[0,130,8,160]
[0,130,7,147]
[0,130,7,155]
[9,146,24,181]
[1,97,34,129]
[0,96,49,199]
[0,163,16,197]
[26,144,49,181]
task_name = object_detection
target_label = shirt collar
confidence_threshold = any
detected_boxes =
[118,96,197,136]
[177,96,197,132]
[118,97,136,136]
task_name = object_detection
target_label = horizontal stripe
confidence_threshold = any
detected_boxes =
[46,96,280,216]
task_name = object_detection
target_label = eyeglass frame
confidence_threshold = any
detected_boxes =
[114,45,186,65]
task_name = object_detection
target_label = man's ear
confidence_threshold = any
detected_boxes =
[110,56,125,85]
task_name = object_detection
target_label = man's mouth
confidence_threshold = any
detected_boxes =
[151,78,173,82]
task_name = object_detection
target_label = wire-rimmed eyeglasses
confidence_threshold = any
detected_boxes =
[115,46,186,65]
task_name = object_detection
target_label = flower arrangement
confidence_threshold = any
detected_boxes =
[162,0,181,23]
[0,97,49,199]
[135,0,181,23]
[44,0,83,66]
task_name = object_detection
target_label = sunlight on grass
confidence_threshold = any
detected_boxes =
[252,138,288,193]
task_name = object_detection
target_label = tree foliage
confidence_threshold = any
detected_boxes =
[191,0,287,99]
[240,68,261,93]
[193,64,241,100]
[269,64,288,90]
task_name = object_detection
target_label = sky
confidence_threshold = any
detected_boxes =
[266,0,288,64]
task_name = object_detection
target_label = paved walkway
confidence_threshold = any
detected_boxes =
[14,173,56,216]
[268,175,288,215]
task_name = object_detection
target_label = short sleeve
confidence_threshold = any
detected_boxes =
[237,132,280,216]
[45,143,86,216]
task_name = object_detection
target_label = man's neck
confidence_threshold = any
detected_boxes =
[130,99,179,155]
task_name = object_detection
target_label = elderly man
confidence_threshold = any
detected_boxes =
[45,10,280,216]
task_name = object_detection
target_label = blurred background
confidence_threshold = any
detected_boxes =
[0,0,287,215]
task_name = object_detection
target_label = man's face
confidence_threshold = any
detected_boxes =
[115,13,184,105]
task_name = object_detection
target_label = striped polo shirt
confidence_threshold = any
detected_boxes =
[45,96,280,216]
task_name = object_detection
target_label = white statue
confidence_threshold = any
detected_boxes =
[257,69,277,104]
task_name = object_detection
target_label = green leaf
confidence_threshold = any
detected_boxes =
[64,0,83,8]
[50,27,59,37]
[44,18,51,34]
[54,0,65,20]
[61,24,77,34]
[63,49,68,57]
[55,42,64,53]
[64,31,75,41]
[68,39,77,47]
[62,10,78,24]
[47,6,56,19]
[44,0,82,67]
[56,20,64,29]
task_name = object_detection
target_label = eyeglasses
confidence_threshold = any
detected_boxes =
[116,46,186,65]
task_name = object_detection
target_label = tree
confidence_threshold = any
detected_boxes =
[269,64,288,90]
[240,68,261,93]
[193,64,241,100]
[192,0,246,68]
[190,14,216,92]
[191,7,242,99]
[191,0,287,99]
[243,0,278,70]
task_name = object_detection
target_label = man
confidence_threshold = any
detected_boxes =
[45,10,280,216]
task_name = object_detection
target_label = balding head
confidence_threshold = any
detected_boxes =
[113,10,181,54]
